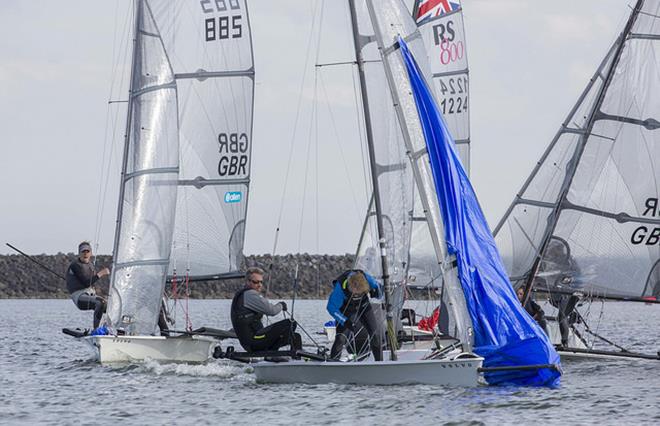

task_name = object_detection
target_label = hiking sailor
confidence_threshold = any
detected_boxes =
[327,270,383,361]
[66,241,109,329]
[230,267,302,353]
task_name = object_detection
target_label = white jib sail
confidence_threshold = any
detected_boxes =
[108,0,180,335]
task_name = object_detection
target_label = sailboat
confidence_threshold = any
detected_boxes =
[245,0,560,387]
[493,0,660,361]
[64,0,255,363]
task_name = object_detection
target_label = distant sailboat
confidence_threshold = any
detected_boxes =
[64,0,255,363]
[494,0,660,361]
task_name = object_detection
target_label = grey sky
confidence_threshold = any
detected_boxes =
[0,0,632,256]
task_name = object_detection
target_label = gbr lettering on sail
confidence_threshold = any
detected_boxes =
[630,197,660,246]
[200,0,249,178]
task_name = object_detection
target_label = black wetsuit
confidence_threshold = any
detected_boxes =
[524,299,549,336]
[550,293,580,346]
[230,287,301,353]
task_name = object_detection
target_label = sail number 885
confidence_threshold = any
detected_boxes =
[201,0,243,41]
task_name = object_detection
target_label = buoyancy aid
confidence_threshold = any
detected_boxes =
[230,287,264,346]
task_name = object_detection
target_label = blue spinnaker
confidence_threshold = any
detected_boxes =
[398,37,561,387]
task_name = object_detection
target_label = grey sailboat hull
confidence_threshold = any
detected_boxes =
[253,350,483,386]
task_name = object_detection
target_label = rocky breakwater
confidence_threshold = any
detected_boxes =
[0,253,355,299]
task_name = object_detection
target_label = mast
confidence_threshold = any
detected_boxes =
[110,0,141,296]
[347,0,396,360]
[519,0,645,304]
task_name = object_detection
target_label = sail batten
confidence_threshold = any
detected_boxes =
[175,69,254,79]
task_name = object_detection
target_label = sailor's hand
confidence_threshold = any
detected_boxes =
[343,319,354,331]
[97,267,110,278]
[279,301,288,312]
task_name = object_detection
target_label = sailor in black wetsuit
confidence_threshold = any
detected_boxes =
[517,287,549,336]
[230,267,302,353]
[66,241,109,329]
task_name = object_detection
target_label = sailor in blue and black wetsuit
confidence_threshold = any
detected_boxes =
[326,270,383,361]
[230,267,302,353]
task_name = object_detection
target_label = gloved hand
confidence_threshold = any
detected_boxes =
[369,285,383,299]
[279,301,288,312]
[343,319,354,331]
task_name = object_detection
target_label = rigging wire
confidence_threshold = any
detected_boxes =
[296,74,319,252]
[318,72,365,228]
[270,0,323,257]
[349,63,378,253]
[94,2,134,251]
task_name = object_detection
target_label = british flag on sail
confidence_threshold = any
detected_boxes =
[414,0,461,24]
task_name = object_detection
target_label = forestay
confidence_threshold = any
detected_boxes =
[494,0,660,301]
[353,0,473,349]
[153,0,255,279]
[108,0,180,335]
[413,0,470,173]
[399,37,561,387]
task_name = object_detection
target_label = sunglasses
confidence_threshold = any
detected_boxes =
[250,279,264,285]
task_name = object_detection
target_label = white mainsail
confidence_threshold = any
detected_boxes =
[494,0,660,301]
[412,0,470,173]
[154,0,255,279]
[107,0,255,336]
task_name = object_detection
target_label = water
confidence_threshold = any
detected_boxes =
[1,299,658,425]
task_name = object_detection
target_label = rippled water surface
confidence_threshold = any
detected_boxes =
[1,299,658,425]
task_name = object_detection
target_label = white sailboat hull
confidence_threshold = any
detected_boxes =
[253,350,483,386]
[82,335,219,364]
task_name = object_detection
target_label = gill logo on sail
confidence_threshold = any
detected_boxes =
[224,191,242,203]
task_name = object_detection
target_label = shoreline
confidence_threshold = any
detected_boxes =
[0,253,355,299]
